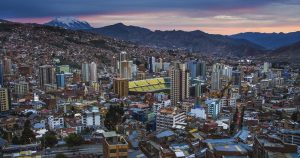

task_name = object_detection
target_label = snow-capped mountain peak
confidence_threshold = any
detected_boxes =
[44,17,93,30]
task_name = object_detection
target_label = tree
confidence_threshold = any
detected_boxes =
[291,112,298,122]
[104,105,124,130]
[64,133,84,147]
[42,132,58,148]
[55,153,68,158]
[0,127,9,140]
[20,120,36,144]
[12,136,21,145]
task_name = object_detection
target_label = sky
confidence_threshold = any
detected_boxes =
[1,0,300,35]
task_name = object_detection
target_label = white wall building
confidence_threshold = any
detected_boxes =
[156,108,186,130]
[189,107,206,120]
[89,62,97,82]
[81,106,101,127]
[220,97,237,107]
[48,115,64,130]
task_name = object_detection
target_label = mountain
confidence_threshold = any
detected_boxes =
[88,23,264,56]
[0,20,149,68]
[44,17,93,30]
[231,32,300,49]
[271,41,300,62]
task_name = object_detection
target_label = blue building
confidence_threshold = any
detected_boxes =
[188,60,206,79]
[56,73,65,88]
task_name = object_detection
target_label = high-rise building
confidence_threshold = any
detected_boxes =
[3,57,12,75]
[120,60,133,80]
[39,65,56,89]
[56,73,65,89]
[119,51,127,62]
[213,63,224,72]
[103,131,128,158]
[211,70,221,90]
[148,56,156,73]
[163,62,170,71]
[111,55,118,73]
[206,99,220,119]
[195,80,203,97]
[263,62,270,73]
[113,78,129,98]
[0,62,3,86]
[81,62,90,82]
[157,58,163,72]
[137,71,146,80]
[90,62,97,82]
[170,62,189,106]
[188,60,206,79]
[232,71,241,87]
[0,87,9,112]
[14,81,29,98]
[197,61,206,79]
[222,66,233,79]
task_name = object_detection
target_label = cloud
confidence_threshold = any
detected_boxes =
[0,0,294,18]
[214,15,247,20]
[1,0,300,34]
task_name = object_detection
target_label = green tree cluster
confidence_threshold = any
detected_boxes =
[20,120,36,144]
[64,133,84,147]
[104,105,124,130]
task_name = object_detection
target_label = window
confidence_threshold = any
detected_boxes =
[119,148,127,152]
[110,149,117,153]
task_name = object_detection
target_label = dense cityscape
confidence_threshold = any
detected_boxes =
[1,1,300,158]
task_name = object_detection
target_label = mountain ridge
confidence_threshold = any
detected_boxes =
[88,23,265,56]
[230,31,300,49]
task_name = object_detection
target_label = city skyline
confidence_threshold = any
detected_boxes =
[1,0,300,34]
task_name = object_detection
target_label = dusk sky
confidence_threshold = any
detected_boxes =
[1,0,300,35]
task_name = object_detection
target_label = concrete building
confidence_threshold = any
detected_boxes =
[0,62,3,86]
[188,60,206,79]
[119,51,127,62]
[103,131,128,158]
[3,57,12,75]
[263,62,270,73]
[232,71,241,87]
[206,99,220,119]
[253,135,298,158]
[39,65,56,89]
[120,60,133,80]
[0,87,9,112]
[90,62,97,82]
[189,107,206,120]
[48,115,64,130]
[148,56,156,73]
[220,97,237,107]
[14,81,29,98]
[81,62,90,82]
[56,65,70,74]
[211,70,221,91]
[222,66,233,79]
[113,78,129,98]
[170,62,189,106]
[81,106,101,127]
[163,62,170,71]
[156,107,186,130]
[56,73,65,89]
